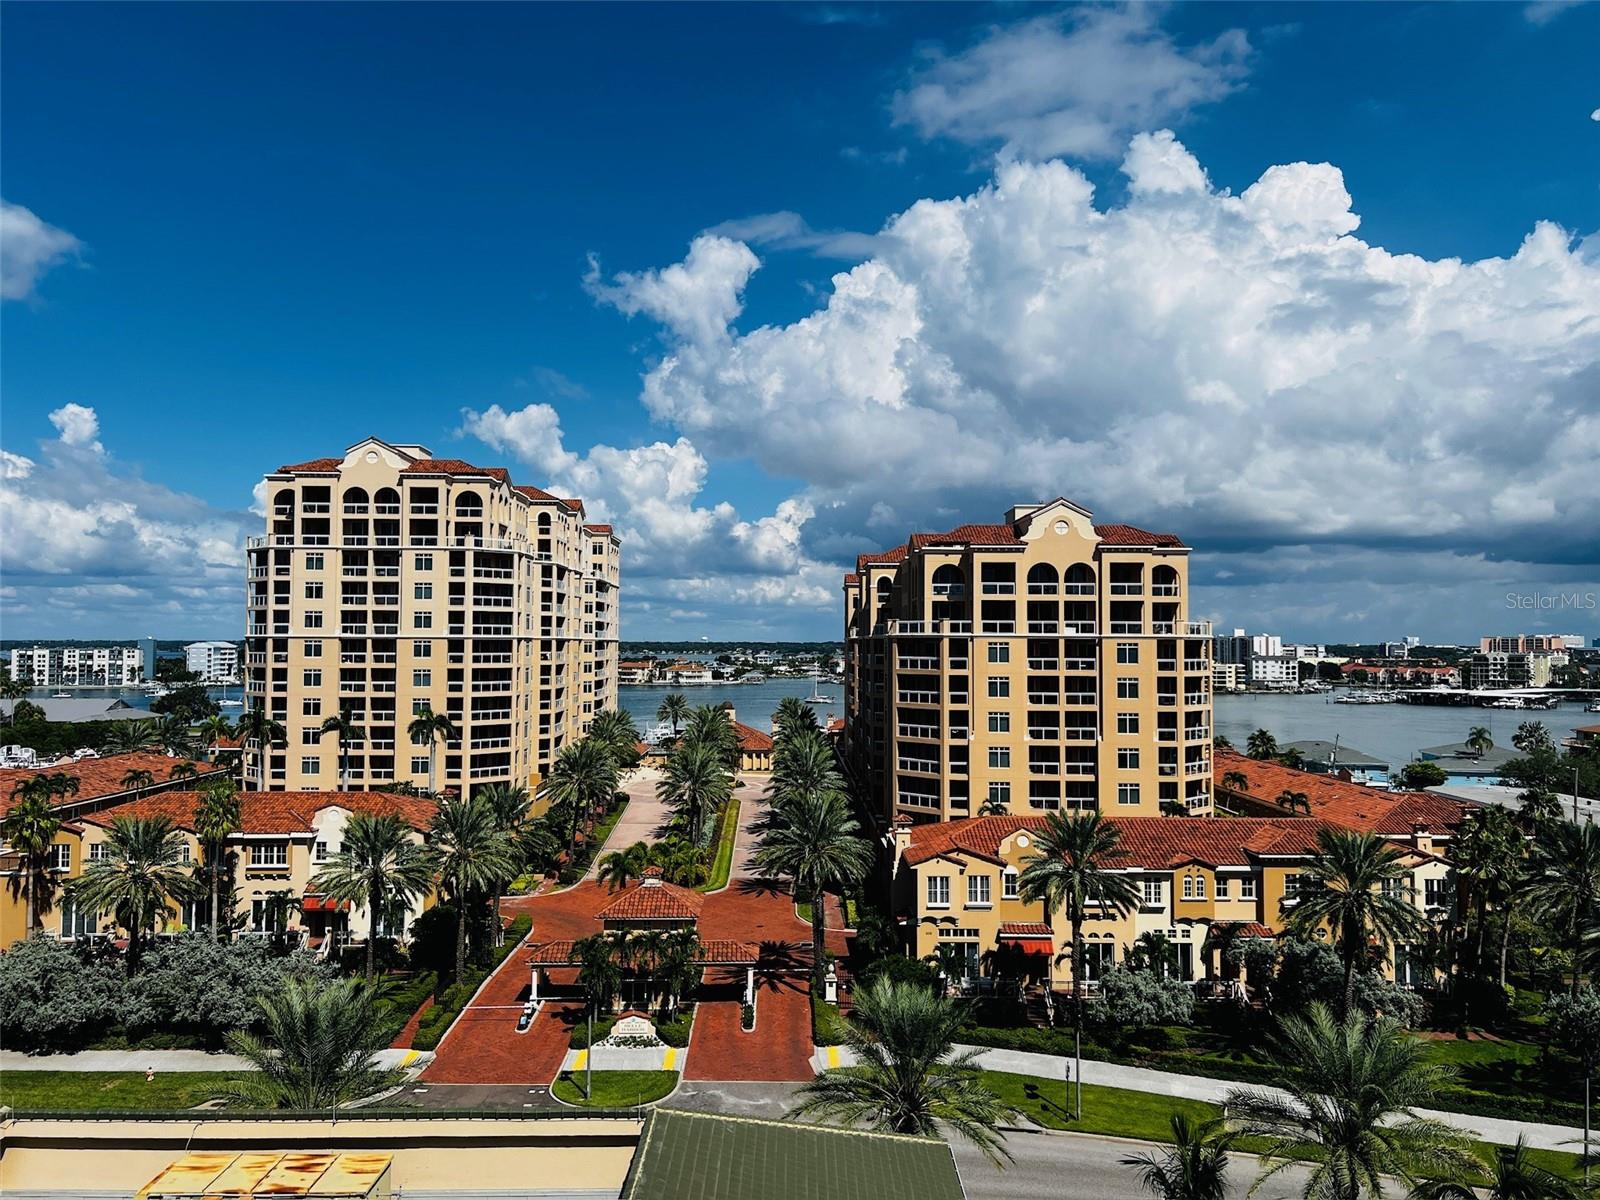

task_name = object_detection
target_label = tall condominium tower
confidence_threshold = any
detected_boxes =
[245,438,620,796]
[843,499,1211,824]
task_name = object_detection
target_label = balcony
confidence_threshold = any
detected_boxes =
[1185,725,1211,741]
[1109,622,1144,635]
[1185,760,1210,776]
[1152,584,1180,596]
[1184,692,1207,706]
[1062,728,1096,741]
[1183,658,1207,671]
[409,503,439,514]
[898,691,939,705]
[1027,692,1060,706]
[1026,582,1057,595]
[1157,659,1177,672]
[1027,657,1059,671]
[980,621,1015,634]
[1061,621,1097,635]
[898,724,939,740]
[931,583,966,599]
[1026,728,1060,741]
[1062,762,1096,776]
[899,656,938,670]
[1062,583,1094,595]
[1109,583,1143,596]
[980,582,1016,595]
[897,758,939,775]
[1027,621,1059,635]
[1062,692,1096,706]
[1028,763,1061,776]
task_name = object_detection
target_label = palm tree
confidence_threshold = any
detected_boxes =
[197,713,234,758]
[156,714,196,757]
[209,976,399,1109]
[1526,820,1600,996]
[235,706,286,789]
[1246,729,1280,760]
[540,738,620,853]
[102,719,160,754]
[1409,1135,1584,1200]
[586,709,642,774]
[319,709,365,791]
[1465,726,1494,760]
[1120,1114,1235,1200]
[754,761,874,995]
[657,738,732,845]
[1018,810,1142,1118]
[1226,1004,1477,1200]
[311,810,435,979]
[789,976,1017,1164]
[194,779,242,942]
[406,706,456,795]
[683,705,740,770]
[1276,789,1310,815]
[120,768,156,798]
[598,840,653,891]
[1285,827,1423,1014]
[976,795,1011,817]
[656,692,690,738]
[1452,806,1519,984]
[69,814,199,974]
[479,782,534,934]
[572,931,624,1014]
[430,795,516,982]
[772,696,818,743]
[170,760,201,785]
[2,781,65,934]
[1220,769,1250,795]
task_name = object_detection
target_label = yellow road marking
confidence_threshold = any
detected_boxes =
[401,1050,418,1067]
[826,1045,839,1068]
[573,1049,588,1071]
[663,1048,677,1070]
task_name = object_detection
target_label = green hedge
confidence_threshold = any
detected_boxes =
[658,1009,694,1048]
[812,996,849,1047]
[567,1014,617,1050]
[411,917,532,1051]
[697,797,740,892]
[558,799,630,884]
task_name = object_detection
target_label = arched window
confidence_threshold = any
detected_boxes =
[931,564,964,598]
[374,487,400,514]
[1152,565,1180,597]
[1026,563,1058,594]
[342,486,369,514]
[273,490,295,521]
[453,491,484,516]
[1063,563,1095,595]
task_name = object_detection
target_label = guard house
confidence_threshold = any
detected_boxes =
[527,869,762,1010]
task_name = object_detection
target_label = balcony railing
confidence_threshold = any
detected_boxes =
[1063,657,1094,670]
[898,724,939,740]
[897,758,939,775]
[1152,584,1180,596]
[1062,583,1094,595]
[1109,583,1143,595]
[980,582,1015,595]
[899,656,938,670]
[1027,657,1058,670]
[898,691,939,705]
[980,621,1015,634]
[1062,692,1095,706]
[1109,622,1143,634]
[1026,728,1060,741]
[1027,621,1059,634]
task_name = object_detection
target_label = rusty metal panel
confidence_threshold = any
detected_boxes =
[254,1152,337,1195]
[136,1152,238,1199]
[307,1153,391,1195]
[205,1152,286,1194]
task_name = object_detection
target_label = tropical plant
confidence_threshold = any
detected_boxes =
[572,931,624,1013]
[406,706,456,795]
[170,760,202,784]
[1226,1004,1476,1200]
[1,780,67,934]
[656,692,690,738]
[754,751,873,995]
[1124,930,1178,976]
[1018,810,1142,1118]
[1397,761,1449,791]
[1246,729,1280,760]
[772,696,819,743]
[683,704,740,771]
[319,708,365,791]
[586,708,642,774]
[120,768,156,797]
[1465,726,1494,760]
[540,737,620,853]
[235,706,286,789]
[209,975,399,1109]
[657,737,732,845]
[194,779,242,942]
[1512,721,1555,756]
[311,811,435,979]
[597,840,653,891]
[1408,1136,1584,1200]
[478,782,538,932]
[102,720,161,754]
[976,795,1011,816]
[1451,806,1521,985]
[1120,1114,1235,1200]
[69,815,200,975]
[197,713,235,755]
[1220,769,1250,795]
[429,796,516,981]
[156,714,196,757]
[1284,827,1422,1014]
[1526,820,1600,996]
[789,976,1017,1164]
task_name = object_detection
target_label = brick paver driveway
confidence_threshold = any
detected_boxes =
[422,772,844,1086]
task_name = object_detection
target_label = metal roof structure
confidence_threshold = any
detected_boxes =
[620,1109,965,1200]
[136,1151,392,1199]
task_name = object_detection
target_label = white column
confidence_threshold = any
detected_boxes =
[530,966,540,1001]
[745,967,754,1005]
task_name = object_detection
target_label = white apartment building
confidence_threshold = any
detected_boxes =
[1249,654,1298,690]
[1249,633,1283,658]
[185,641,241,682]
[8,645,144,688]
[1213,661,1247,693]
[245,438,620,797]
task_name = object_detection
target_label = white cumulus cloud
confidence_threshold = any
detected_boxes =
[1,200,82,301]
[48,403,104,452]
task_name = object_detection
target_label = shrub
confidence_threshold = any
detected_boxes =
[0,936,124,1051]
[567,1014,617,1049]
[857,954,941,993]
[811,996,849,1046]
[1086,967,1195,1031]
[657,1011,694,1048]
[123,936,327,1046]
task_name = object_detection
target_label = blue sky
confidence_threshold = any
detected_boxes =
[3,2,1597,643]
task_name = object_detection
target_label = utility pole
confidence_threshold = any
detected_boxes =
[585,1004,594,1101]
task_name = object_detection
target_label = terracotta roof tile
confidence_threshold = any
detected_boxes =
[910,523,1022,549]
[400,458,510,481]
[583,523,614,534]
[1213,749,1474,835]
[595,877,705,922]
[1093,523,1187,548]
[514,484,561,503]
[998,922,1053,937]
[732,722,773,753]
[79,790,436,835]
[0,753,227,816]
[560,497,586,514]
[274,457,344,473]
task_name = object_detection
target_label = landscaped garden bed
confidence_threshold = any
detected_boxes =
[410,915,532,1051]
[551,1069,677,1108]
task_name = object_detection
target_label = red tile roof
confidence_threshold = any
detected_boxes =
[400,458,510,481]
[1093,523,1187,548]
[79,790,436,835]
[514,483,562,503]
[843,572,860,586]
[903,814,1352,869]
[275,457,344,473]
[732,722,774,753]
[910,523,1023,549]
[856,544,908,572]
[559,497,586,514]
[1213,749,1473,835]
[595,877,704,922]
[0,753,227,816]
[527,937,759,965]
[998,922,1053,937]
[583,523,614,535]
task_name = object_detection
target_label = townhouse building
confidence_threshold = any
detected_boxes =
[843,499,1212,824]
[8,645,144,687]
[246,438,620,797]
[890,812,1455,990]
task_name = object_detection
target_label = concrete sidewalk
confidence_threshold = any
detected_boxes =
[809,1042,1586,1154]
[1,1048,432,1073]
[560,1042,684,1073]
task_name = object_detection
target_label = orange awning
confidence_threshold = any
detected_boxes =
[301,895,350,913]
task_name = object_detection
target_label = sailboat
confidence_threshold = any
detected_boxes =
[217,681,244,709]
[804,666,834,705]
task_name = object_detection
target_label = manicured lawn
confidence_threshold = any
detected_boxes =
[0,1071,235,1111]
[698,796,741,892]
[1416,1034,1539,1070]
[981,1072,1588,1181]
[551,1069,677,1108]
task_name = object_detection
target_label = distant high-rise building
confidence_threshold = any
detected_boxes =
[843,498,1212,822]
[1213,628,1250,665]
[140,636,157,681]
[9,645,143,687]
[246,438,620,795]
[185,641,240,682]
[1250,633,1282,658]
[1480,634,1567,653]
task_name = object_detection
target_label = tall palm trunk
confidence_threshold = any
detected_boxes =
[454,903,469,983]
[210,850,222,942]
[811,884,828,996]
[427,742,437,795]
[25,861,37,934]
[367,881,381,980]
[1071,914,1084,1120]
[1497,897,1515,990]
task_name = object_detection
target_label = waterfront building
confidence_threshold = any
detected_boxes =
[1212,661,1247,693]
[184,639,241,681]
[1249,653,1298,690]
[890,811,1452,989]
[1213,629,1250,666]
[843,499,1212,823]
[246,438,620,796]
[1280,739,1390,784]
[7,644,144,687]
[1464,651,1563,689]
[1250,633,1283,658]
[1480,634,1569,653]
[139,635,157,681]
